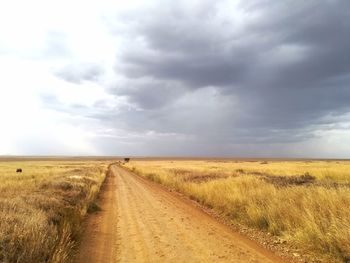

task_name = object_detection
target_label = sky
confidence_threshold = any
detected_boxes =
[0,0,349,157]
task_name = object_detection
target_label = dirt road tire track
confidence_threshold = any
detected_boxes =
[76,165,285,263]
[75,168,118,263]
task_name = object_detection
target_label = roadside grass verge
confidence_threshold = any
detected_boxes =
[0,160,110,263]
[124,160,350,263]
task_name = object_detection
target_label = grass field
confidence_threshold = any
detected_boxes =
[124,159,350,262]
[0,159,111,263]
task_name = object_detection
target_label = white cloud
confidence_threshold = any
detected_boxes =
[0,0,126,155]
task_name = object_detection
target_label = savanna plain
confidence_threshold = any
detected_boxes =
[0,158,111,263]
[123,159,350,263]
[1,158,350,263]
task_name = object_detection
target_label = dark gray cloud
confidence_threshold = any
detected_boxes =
[108,0,350,146]
[114,78,187,109]
[49,0,350,156]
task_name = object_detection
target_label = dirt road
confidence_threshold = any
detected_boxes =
[76,165,284,263]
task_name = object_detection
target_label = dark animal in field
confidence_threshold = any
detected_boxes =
[124,158,130,163]
[16,169,22,173]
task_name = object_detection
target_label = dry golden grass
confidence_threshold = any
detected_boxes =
[0,160,111,263]
[124,159,350,262]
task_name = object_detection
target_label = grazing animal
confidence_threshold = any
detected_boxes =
[16,168,22,173]
[124,158,130,163]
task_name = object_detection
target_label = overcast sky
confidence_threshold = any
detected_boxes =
[0,0,349,157]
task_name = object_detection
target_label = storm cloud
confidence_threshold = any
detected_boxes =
[101,0,350,153]
[2,0,349,157]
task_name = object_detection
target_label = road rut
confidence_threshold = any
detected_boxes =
[76,165,285,263]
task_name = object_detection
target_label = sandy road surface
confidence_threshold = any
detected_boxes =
[76,165,285,263]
